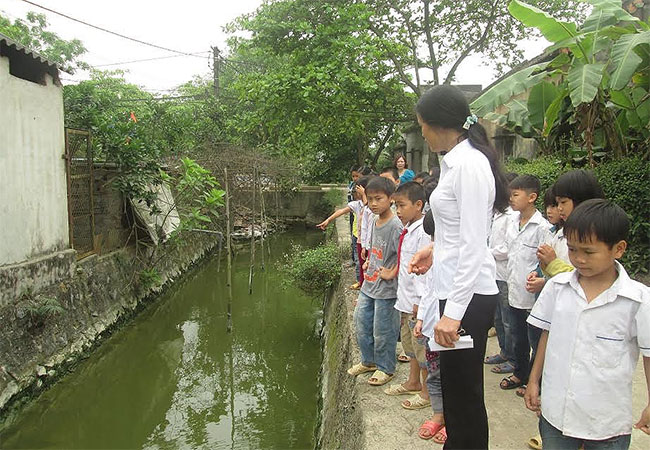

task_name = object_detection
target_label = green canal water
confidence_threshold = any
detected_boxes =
[0,228,324,449]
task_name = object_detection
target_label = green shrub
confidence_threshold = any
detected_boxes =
[283,242,342,296]
[323,188,345,210]
[505,157,650,275]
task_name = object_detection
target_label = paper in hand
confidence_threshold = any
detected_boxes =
[428,335,474,351]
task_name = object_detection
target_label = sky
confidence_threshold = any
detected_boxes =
[1,0,548,93]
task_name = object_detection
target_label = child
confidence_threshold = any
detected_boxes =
[380,167,400,187]
[525,199,650,448]
[347,177,403,386]
[536,169,604,278]
[358,176,374,285]
[348,166,362,268]
[317,177,369,289]
[485,172,518,374]
[499,175,550,392]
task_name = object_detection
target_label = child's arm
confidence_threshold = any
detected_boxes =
[524,329,548,415]
[634,356,650,435]
[541,258,574,278]
[356,185,367,205]
[316,206,351,230]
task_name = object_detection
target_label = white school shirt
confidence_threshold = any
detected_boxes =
[348,200,363,235]
[394,218,430,314]
[506,210,551,309]
[489,207,514,282]
[427,139,499,321]
[550,227,570,263]
[527,263,650,440]
[360,206,375,250]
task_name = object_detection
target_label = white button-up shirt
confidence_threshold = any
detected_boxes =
[527,263,650,440]
[489,207,514,282]
[506,210,551,309]
[395,218,430,314]
[427,139,499,321]
[550,227,570,263]
[360,206,375,250]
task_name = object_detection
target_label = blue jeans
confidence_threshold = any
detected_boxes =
[354,292,400,374]
[539,416,631,450]
[424,337,444,415]
[494,280,514,362]
[510,305,531,383]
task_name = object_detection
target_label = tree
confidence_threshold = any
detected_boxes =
[0,11,87,73]
[359,0,587,94]
[223,0,413,180]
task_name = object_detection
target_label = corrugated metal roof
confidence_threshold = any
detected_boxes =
[0,31,63,71]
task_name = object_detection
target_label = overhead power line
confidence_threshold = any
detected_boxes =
[92,51,210,68]
[20,0,206,57]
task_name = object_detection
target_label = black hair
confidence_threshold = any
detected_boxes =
[416,85,509,212]
[394,181,426,207]
[543,188,557,208]
[350,165,360,173]
[552,169,604,206]
[415,171,431,182]
[380,166,399,181]
[366,176,396,197]
[429,167,441,183]
[423,177,438,200]
[358,165,373,176]
[506,172,519,183]
[563,199,629,248]
[423,209,435,237]
[509,174,541,195]
[357,175,372,189]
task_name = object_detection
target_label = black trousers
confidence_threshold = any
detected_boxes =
[439,293,498,450]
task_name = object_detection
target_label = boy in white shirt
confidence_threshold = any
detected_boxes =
[525,199,650,448]
[499,175,550,392]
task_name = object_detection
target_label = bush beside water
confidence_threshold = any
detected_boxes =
[283,242,342,297]
[505,157,650,276]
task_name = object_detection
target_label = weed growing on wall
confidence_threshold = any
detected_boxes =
[24,296,65,328]
[282,242,342,297]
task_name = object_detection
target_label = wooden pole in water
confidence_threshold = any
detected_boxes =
[259,170,266,271]
[224,167,233,333]
[249,167,256,295]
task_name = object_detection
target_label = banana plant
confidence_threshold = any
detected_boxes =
[471,0,650,165]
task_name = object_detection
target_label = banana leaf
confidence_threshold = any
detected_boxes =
[609,31,650,90]
[508,0,577,43]
[567,62,605,106]
[527,81,560,131]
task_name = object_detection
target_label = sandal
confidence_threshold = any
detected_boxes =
[500,375,524,390]
[527,433,543,450]
[398,353,410,363]
[401,394,430,410]
[484,353,506,364]
[433,426,447,444]
[347,363,377,376]
[491,361,515,374]
[516,385,527,398]
[418,420,444,440]
[384,384,420,396]
[368,370,394,386]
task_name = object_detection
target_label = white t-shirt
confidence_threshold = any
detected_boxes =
[528,263,650,440]
[489,207,514,282]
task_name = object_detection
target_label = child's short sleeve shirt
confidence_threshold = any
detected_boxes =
[395,218,430,313]
[527,262,650,440]
[361,216,402,299]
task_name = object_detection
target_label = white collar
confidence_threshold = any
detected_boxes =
[441,139,476,168]
[406,217,424,232]
[560,261,644,304]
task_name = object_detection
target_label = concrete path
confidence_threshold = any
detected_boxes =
[342,282,650,449]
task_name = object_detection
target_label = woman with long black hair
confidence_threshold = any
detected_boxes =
[411,85,509,449]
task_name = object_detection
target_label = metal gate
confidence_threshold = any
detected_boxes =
[64,128,96,259]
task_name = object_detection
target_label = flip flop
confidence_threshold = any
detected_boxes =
[398,353,410,363]
[418,420,444,440]
[516,385,527,398]
[384,384,420,396]
[347,363,377,376]
[401,394,430,410]
[527,433,543,450]
[484,354,506,364]
[433,426,447,444]
[491,361,515,374]
[368,370,394,386]
[500,375,524,390]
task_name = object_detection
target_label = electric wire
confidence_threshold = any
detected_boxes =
[20,0,206,57]
[92,52,210,67]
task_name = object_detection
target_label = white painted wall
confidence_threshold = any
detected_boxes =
[0,56,69,265]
